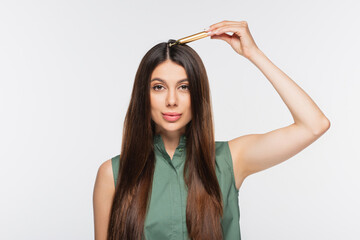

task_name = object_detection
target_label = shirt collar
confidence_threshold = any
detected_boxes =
[153,133,186,154]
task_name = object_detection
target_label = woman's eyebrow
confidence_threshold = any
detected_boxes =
[151,78,188,83]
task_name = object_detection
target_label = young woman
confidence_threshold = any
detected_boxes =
[93,20,330,240]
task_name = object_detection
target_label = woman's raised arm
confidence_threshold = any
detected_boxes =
[207,21,330,189]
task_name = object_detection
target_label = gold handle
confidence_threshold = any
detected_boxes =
[169,31,210,47]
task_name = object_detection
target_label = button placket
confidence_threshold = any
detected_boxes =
[152,133,187,239]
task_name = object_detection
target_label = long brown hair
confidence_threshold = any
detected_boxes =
[108,40,223,240]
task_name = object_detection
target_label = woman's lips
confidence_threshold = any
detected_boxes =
[162,113,182,122]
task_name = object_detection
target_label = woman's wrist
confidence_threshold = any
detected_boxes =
[247,47,264,61]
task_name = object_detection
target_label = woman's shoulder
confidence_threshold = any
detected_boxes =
[215,140,230,156]
[95,158,115,191]
[93,159,115,215]
[214,140,233,167]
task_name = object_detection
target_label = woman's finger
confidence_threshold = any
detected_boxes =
[210,33,233,44]
[208,25,241,36]
[208,20,244,31]
[208,21,247,32]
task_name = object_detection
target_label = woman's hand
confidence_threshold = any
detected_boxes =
[206,20,260,59]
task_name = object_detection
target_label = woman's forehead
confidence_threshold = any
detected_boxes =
[151,61,187,78]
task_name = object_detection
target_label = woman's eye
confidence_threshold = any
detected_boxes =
[180,85,189,90]
[152,85,164,91]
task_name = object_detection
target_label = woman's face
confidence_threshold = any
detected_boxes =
[150,59,192,135]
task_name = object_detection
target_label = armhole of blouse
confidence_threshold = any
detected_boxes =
[111,156,119,188]
[224,141,239,193]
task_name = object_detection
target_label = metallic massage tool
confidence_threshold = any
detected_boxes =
[168,30,210,47]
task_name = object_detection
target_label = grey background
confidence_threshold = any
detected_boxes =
[0,0,359,239]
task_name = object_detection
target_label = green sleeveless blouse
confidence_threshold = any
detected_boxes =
[111,134,241,240]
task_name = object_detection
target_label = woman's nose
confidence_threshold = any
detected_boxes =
[166,89,177,106]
